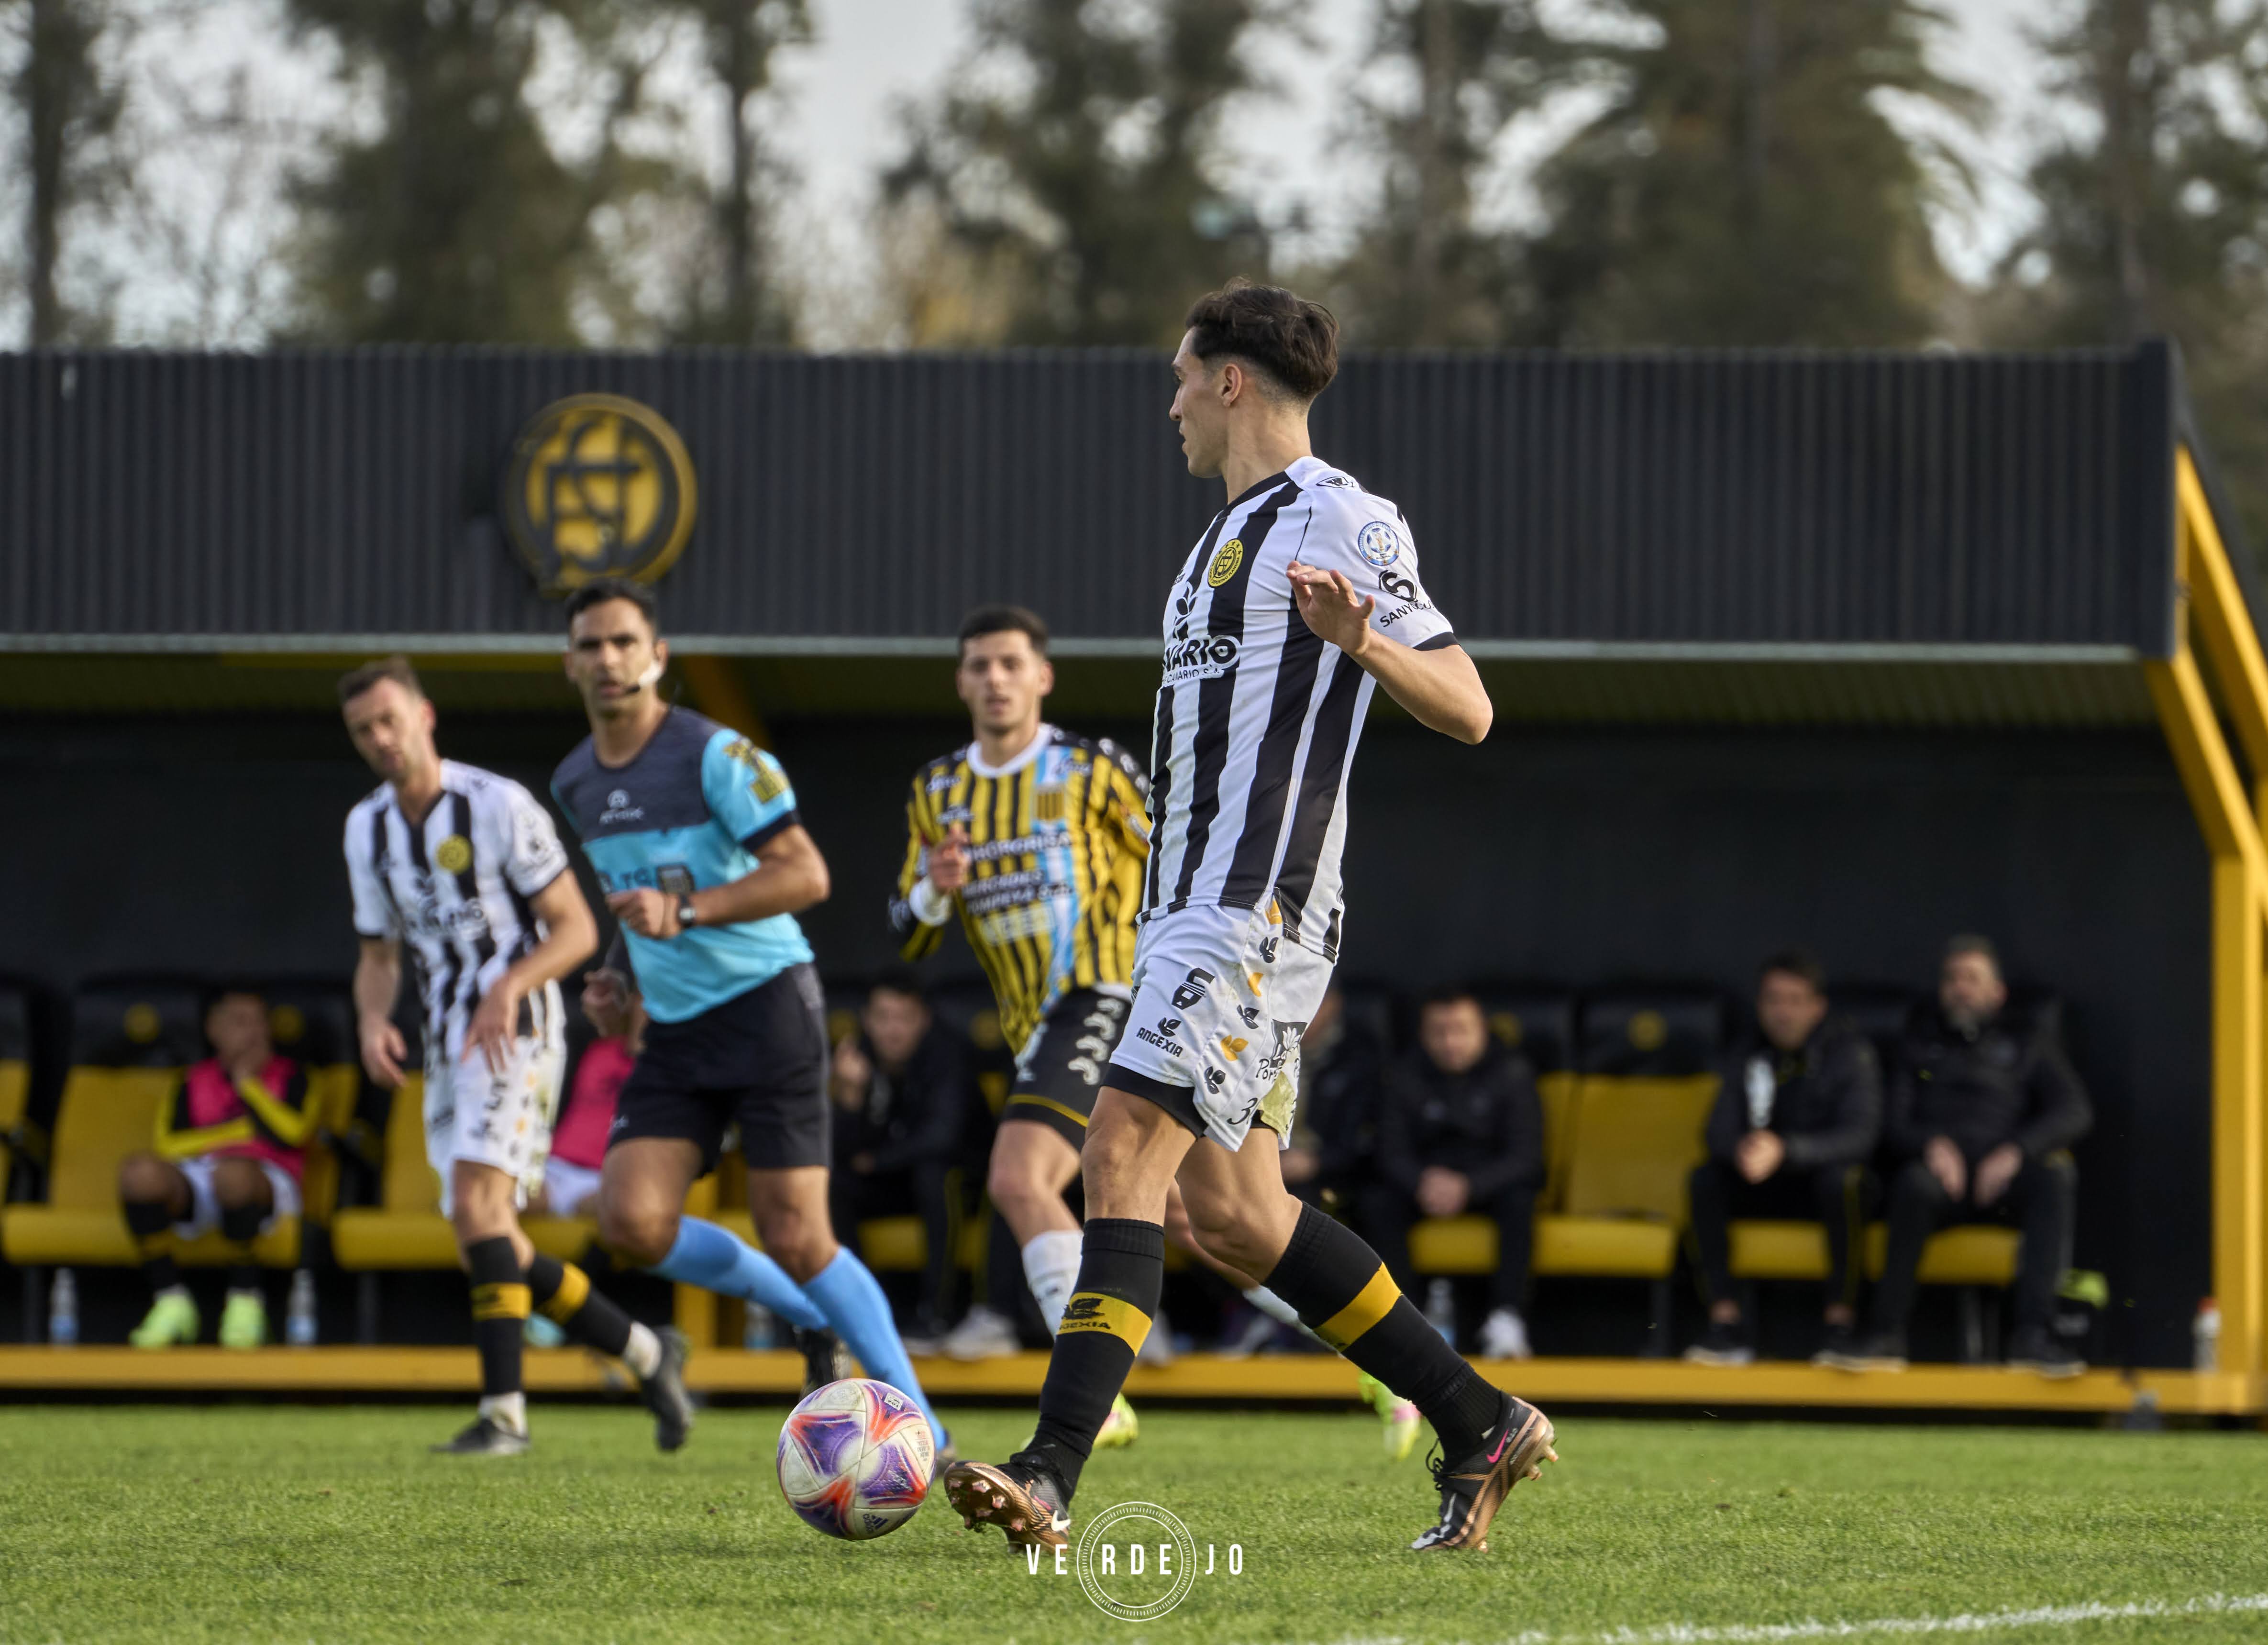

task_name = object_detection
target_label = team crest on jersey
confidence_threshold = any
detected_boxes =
[1357,520,1403,569]
[1207,537,1245,587]
[434,835,473,874]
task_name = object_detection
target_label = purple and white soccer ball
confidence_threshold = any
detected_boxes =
[775,1377,935,1541]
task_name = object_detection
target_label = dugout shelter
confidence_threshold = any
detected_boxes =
[1,342,2264,1416]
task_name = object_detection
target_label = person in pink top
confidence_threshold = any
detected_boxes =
[119,989,315,1349]
[536,996,645,1219]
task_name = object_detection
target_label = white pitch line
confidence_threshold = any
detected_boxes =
[1271,1591,2268,1645]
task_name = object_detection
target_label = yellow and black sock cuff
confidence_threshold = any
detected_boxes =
[1316,1263,1402,1352]
[472,1281,532,1322]
[1058,1291,1153,1356]
[534,1260,591,1325]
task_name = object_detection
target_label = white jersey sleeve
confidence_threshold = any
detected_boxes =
[344,803,399,941]
[1302,487,1457,651]
[493,779,572,900]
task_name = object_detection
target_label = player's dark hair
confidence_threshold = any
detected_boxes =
[564,577,660,635]
[337,654,423,706]
[1945,933,2000,976]
[1757,949,1827,994]
[1416,983,1480,1016]
[957,605,1049,659]
[1184,278,1339,403]
[868,968,927,1005]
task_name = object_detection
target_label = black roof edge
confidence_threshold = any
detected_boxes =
[2164,338,2268,650]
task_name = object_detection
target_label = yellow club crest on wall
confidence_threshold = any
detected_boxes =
[502,394,697,596]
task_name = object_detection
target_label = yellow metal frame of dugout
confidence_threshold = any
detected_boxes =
[2146,448,2268,1384]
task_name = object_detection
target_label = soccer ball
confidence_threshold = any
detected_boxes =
[775,1377,935,1541]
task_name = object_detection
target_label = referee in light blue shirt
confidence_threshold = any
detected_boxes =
[553,576,947,1457]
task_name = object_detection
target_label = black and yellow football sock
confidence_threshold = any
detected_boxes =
[525,1253,661,1376]
[466,1237,529,1425]
[220,1201,264,1293]
[126,1199,180,1294]
[1018,1218,1162,1499]
[1263,1203,1503,1456]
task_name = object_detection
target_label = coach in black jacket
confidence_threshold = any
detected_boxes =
[1685,951,1881,1366]
[1361,985,1545,1360]
[1831,936,2092,1378]
[828,972,973,1339]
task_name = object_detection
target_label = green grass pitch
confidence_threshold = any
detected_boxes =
[2,1403,2265,1642]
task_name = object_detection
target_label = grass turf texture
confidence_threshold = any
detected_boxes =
[1,1406,2265,1643]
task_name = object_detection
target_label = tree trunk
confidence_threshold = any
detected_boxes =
[717,2,759,344]
[24,0,72,345]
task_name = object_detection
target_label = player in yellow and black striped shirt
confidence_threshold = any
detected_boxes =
[886,607,1161,1413]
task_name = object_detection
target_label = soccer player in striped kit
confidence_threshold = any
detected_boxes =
[895,606,1333,1446]
[945,282,1555,1554]
[341,657,693,1456]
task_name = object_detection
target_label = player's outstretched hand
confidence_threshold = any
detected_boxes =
[1288,560,1376,658]
[582,968,631,1038]
[929,824,971,894]
[464,978,524,1074]
[358,1013,407,1090]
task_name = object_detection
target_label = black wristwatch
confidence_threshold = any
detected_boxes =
[675,896,700,931]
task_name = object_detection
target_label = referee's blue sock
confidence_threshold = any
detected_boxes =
[804,1248,948,1448]
[651,1216,827,1333]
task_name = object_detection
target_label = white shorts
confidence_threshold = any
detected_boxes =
[541,1158,602,1218]
[424,985,566,1214]
[1105,903,1334,1152]
[173,1156,301,1240]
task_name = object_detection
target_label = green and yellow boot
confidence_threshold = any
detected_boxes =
[130,1290,199,1349]
[218,1291,268,1349]
[1358,1370,1423,1463]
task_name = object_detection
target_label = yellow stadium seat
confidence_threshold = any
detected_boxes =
[1408,1214,1496,1274]
[1534,1215,1680,1278]
[0,1056,31,1198]
[1559,1074,1718,1220]
[1865,1223,2021,1286]
[1537,1070,1580,1208]
[1729,1219,1832,1281]
[1,1067,301,1269]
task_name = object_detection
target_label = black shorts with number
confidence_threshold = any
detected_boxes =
[1000,988,1130,1148]
[610,962,830,1174]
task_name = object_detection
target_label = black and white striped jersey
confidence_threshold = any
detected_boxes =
[1143,454,1457,961]
[343,760,573,1059]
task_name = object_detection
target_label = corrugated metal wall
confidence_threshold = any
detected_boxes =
[0,344,2177,652]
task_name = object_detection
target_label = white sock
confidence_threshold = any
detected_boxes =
[1245,1285,1328,1347]
[478,1392,528,1436]
[622,1321,662,1380]
[1022,1229,1085,1336]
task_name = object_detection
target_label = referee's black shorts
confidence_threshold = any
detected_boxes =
[610,962,830,1174]
[999,988,1130,1148]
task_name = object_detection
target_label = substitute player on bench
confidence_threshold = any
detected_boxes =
[553,580,950,1458]
[944,281,1554,1553]
[341,657,692,1456]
